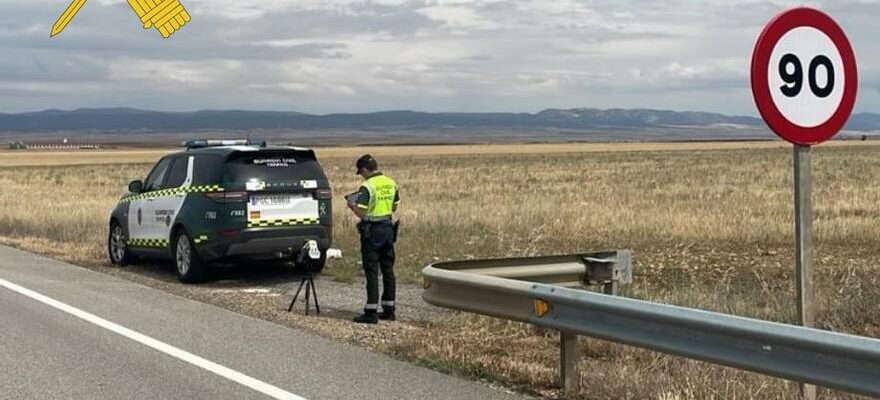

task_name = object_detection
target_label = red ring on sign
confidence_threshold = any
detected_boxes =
[751,7,858,146]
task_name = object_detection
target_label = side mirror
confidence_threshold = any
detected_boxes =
[128,180,143,193]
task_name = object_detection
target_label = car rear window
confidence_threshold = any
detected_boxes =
[223,150,325,182]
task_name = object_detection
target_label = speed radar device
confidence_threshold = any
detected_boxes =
[107,139,334,283]
[287,240,322,315]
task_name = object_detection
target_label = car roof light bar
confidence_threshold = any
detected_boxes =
[182,139,267,149]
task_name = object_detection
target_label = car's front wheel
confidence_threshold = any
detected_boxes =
[174,230,208,283]
[108,221,130,266]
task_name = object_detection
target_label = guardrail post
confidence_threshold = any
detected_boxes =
[603,281,618,296]
[560,330,580,397]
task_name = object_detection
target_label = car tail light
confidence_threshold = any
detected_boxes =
[206,191,247,203]
[218,229,240,238]
[315,188,332,199]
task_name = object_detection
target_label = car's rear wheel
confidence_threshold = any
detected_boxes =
[108,221,130,266]
[174,230,208,283]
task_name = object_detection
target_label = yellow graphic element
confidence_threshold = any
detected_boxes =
[50,0,190,38]
[127,0,192,38]
[51,0,88,37]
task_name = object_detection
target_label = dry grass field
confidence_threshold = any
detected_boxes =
[1,141,879,399]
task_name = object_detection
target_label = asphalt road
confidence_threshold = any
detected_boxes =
[0,245,525,400]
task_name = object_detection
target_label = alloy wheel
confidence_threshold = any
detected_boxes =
[110,225,126,263]
[176,235,191,276]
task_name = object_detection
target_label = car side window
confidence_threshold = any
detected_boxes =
[192,155,222,185]
[143,158,173,192]
[163,157,189,189]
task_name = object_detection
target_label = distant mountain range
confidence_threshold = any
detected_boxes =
[1,107,878,135]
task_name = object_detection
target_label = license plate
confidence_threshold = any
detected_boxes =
[252,194,291,206]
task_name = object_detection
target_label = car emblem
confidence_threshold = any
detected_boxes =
[319,202,327,216]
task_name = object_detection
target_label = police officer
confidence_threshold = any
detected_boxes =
[348,154,400,324]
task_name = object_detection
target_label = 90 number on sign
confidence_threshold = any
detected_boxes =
[779,54,834,98]
[767,26,845,129]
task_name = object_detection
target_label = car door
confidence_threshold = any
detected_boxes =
[128,157,173,248]
[152,156,192,246]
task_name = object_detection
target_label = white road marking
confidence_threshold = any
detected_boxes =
[0,278,308,400]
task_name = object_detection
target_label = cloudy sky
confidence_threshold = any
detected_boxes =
[1,0,878,115]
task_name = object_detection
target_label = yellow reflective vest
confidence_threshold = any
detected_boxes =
[357,173,399,220]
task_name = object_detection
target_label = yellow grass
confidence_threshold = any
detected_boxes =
[1,141,879,399]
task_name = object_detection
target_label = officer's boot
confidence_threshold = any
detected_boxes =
[353,310,378,324]
[378,307,395,321]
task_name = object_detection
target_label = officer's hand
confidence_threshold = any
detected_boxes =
[345,194,357,208]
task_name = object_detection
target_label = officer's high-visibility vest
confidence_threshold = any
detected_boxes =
[361,173,398,220]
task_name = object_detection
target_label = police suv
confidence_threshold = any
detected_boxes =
[108,140,333,283]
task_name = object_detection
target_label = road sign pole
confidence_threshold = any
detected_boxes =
[793,145,814,327]
[793,144,817,400]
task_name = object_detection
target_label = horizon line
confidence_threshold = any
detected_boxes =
[0,106,771,118]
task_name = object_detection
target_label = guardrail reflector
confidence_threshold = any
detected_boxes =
[534,299,551,317]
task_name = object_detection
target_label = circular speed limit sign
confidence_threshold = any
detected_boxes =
[751,7,858,145]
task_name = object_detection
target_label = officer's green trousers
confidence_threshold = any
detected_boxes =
[359,221,396,311]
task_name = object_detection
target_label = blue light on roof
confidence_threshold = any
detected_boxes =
[182,139,266,149]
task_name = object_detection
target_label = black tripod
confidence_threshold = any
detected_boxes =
[287,241,321,315]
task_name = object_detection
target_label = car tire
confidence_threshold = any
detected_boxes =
[108,220,130,267]
[174,230,208,283]
[294,249,326,274]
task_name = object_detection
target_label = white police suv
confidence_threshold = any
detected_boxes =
[108,140,333,283]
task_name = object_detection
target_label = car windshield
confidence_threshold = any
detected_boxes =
[223,151,324,182]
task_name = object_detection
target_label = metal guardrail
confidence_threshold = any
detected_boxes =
[421,250,880,398]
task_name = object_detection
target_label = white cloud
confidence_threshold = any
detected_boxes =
[416,4,499,30]
[108,59,242,86]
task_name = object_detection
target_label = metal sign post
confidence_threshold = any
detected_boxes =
[752,7,857,399]
[793,144,816,399]
[793,145,814,330]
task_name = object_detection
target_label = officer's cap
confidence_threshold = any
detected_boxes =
[356,154,378,174]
